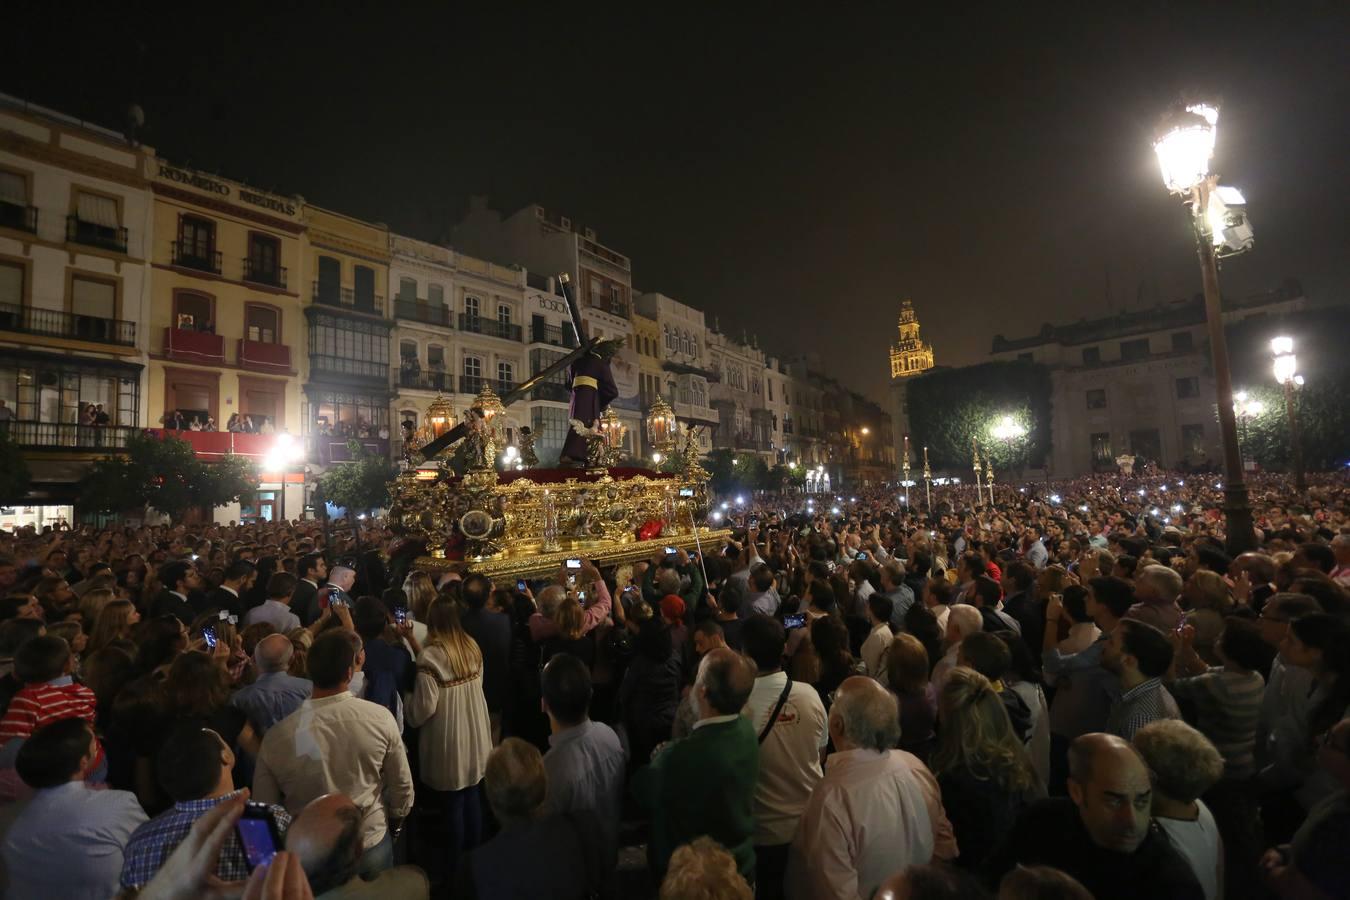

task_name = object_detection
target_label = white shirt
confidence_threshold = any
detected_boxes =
[244,598,301,633]
[743,672,828,846]
[2,781,147,900]
[860,622,893,679]
[931,645,960,698]
[1157,801,1222,900]
[1058,622,1101,656]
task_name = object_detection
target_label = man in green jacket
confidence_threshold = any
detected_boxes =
[632,647,759,885]
[641,549,707,623]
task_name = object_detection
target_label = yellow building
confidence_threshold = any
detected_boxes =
[301,206,393,465]
[145,161,307,520]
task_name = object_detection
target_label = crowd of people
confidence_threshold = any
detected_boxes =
[0,467,1344,899]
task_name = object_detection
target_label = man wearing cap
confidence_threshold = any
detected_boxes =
[661,594,688,660]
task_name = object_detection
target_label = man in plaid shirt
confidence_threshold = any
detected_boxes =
[1102,619,1180,741]
[120,725,291,889]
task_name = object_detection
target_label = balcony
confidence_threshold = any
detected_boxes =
[147,429,278,460]
[0,302,136,347]
[309,353,389,385]
[0,202,37,234]
[459,376,516,396]
[164,327,225,364]
[238,339,292,373]
[458,313,522,342]
[311,435,390,465]
[394,299,452,327]
[399,369,454,392]
[529,322,578,348]
[529,381,570,403]
[672,400,719,425]
[312,282,384,317]
[5,421,139,451]
[171,242,223,275]
[66,215,128,254]
[243,258,288,290]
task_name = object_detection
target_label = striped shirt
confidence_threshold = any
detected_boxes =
[1106,677,1180,741]
[0,678,99,743]
[1169,667,1265,780]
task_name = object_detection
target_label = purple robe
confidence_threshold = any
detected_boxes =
[561,350,620,461]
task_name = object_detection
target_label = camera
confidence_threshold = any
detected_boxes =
[237,802,283,870]
[783,613,806,630]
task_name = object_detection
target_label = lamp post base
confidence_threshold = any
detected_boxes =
[1223,482,1257,556]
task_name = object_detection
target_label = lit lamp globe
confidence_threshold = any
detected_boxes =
[1154,103,1218,193]
[472,382,506,446]
[1271,336,1297,385]
[598,408,626,453]
[645,397,677,455]
[424,394,456,439]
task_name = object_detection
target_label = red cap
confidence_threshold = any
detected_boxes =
[660,594,686,620]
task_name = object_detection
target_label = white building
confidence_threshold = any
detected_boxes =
[0,94,154,505]
[451,199,641,457]
[706,327,774,461]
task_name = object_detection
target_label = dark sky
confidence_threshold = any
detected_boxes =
[6,4,1348,404]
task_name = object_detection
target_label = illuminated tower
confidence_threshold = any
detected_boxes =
[889,299,935,379]
[887,299,934,476]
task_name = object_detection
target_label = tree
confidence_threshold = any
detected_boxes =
[905,361,1052,473]
[317,440,398,516]
[705,449,736,495]
[733,454,770,492]
[0,431,31,504]
[78,432,255,518]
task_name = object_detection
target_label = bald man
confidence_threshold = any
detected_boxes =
[287,793,427,899]
[632,648,759,885]
[229,633,312,735]
[786,677,955,900]
[983,733,1203,900]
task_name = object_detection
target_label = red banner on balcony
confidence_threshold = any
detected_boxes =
[165,327,225,364]
[150,429,279,460]
[238,339,292,372]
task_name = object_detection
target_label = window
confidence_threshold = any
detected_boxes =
[1081,346,1101,365]
[307,312,390,375]
[177,215,216,265]
[428,345,445,369]
[690,338,698,358]
[399,340,417,362]
[0,359,138,429]
[399,277,417,301]
[247,233,281,284]
[465,295,480,319]
[498,304,511,327]
[316,256,340,303]
[0,261,22,307]
[767,379,774,402]
[1120,338,1149,361]
[428,284,444,307]
[463,356,481,378]
[1128,429,1162,460]
[664,325,673,351]
[1172,331,1194,352]
[245,304,278,343]
[353,266,376,311]
[1091,432,1112,464]
[497,361,514,386]
[1175,376,1200,399]
[72,275,117,321]
[75,190,119,228]
[1086,388,1107,409]
[171,291,212,330]
[1181,424,1206,455]
[0,171,30,230]
[531,406,569,455]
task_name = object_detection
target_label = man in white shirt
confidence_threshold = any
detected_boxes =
[860,594,894,679]
[253,629,414,876]
[931,605,983,697]
[741,615,828,900]
[787,678,956,900]
[2,718,147,900]
[244,571,303,633]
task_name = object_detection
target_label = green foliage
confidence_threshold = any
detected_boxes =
[705,449,736,494]
[905,361,1052,472]
[0,431,31,504]
[318,440,398,514]
[733,454,770,491]
[78,432,255,517]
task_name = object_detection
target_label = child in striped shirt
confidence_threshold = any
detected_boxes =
[0,635,103,780]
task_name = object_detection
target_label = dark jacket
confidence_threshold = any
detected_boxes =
[291,579,321,626]
[199,586,246,621]
[457,809,610,900]
[361,638,414,720]
[1002,590,1044,661]
[938,767,1026,870]
[983,798,1204,900]
[151,589,195,624]
[461,607,511,715]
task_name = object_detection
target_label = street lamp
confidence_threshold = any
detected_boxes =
[1154,100,1256,553]
[1232,391,1264,474]
[1271,336,1307,492]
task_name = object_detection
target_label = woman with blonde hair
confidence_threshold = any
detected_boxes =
[79,587,117,632]
[404,570,438,635]
[540,594,595,667]
[932,667,1038,870]
[408,596,492,869]
[88,599,140,655]
[1182,569,1233,665]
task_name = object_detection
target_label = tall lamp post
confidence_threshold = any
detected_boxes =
[1154,101,1256,554]
[990,414,1027,502]
[1271,336,1307,492]
[1232,391,1264,472]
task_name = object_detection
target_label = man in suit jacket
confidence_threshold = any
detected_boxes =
[320,566,357,616]
[459,574,511,741]
[197,560,255,620]
[291,553,328,627]
[152,560,202,624]
[632,647,760,884]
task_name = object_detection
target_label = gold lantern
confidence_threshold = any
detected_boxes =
[598,408,627,465]
[645,397,677,455]
[424,394,456,440]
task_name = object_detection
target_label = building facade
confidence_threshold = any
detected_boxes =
[302,206,393,467]
[988,285,1311,476]
[707,327,773,461]
[634,292,718,457]
[0,95,153,504]
[887,299,935,473]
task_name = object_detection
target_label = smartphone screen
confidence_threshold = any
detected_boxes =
[783,613,806,630]
[565,558,582,570]
[679,487,694,497]
[202,626,218,649]
[394,607,408,625]
[237,805,281,870]
[516,579,527,592]
[664,546,677,556]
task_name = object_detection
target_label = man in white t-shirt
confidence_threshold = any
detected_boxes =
[860,594,894,679]
[740,614,828,900]
[1133,719,1225,900]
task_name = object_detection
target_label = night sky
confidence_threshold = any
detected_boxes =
[5,4,1348,404]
